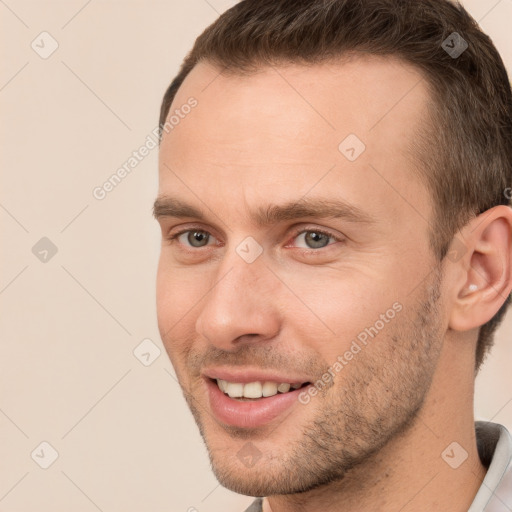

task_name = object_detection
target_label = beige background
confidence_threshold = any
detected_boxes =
[1,1,511,511]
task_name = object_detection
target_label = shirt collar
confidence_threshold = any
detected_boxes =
[468,421,512,511]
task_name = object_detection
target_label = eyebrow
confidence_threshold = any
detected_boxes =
[152,195,376,227]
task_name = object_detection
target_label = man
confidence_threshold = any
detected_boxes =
[153,0,512,510]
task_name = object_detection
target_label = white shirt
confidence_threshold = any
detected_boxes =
[469,421,512,511]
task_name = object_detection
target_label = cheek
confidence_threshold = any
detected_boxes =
[156,260,192,345]
[156,276,192,380]
[281,269,402,360]
[155,258,213,352]
[157,255,196,316]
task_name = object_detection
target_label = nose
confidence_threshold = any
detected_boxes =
[195,247,281,351]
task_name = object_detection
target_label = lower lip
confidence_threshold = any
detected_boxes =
[206,379,309,428]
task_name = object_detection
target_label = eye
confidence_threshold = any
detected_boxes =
[168,229,216,248]
[289,228,341,250]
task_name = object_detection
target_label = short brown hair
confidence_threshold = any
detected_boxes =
[159,0,512,371]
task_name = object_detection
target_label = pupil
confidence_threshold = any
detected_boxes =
[189,231,208,247]
[306,232,328,248]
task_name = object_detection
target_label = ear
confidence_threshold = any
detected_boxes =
[448,205,512,332]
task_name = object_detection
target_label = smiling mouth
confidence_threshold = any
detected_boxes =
[213,378,310,400]
[205,376,314,428]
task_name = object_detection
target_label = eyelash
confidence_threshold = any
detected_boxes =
[165,226,342,253]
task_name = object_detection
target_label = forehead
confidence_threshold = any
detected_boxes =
[158,56,433,228]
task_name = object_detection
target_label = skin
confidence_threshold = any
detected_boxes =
[155,56,512,511]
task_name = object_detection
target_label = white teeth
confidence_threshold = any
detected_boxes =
[216,379,303,398]
[226,382,244,398]
[262,381,278,397]
[277,383,291,393]
[243,382,262,398]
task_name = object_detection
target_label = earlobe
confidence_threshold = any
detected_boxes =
[448,206,512,332]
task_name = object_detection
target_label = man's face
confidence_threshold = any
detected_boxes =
[155,57,447,496]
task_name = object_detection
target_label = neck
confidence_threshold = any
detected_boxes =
[264,342,486,512]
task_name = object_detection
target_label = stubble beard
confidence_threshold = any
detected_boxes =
[179,267,444,497]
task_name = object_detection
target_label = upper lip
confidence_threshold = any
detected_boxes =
[202,367,312,385]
